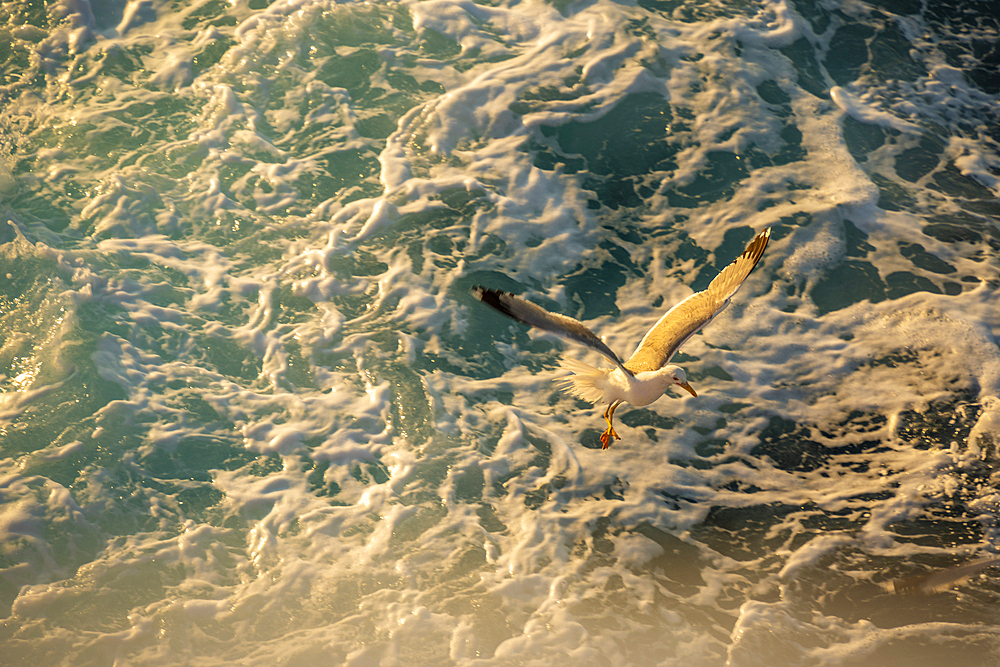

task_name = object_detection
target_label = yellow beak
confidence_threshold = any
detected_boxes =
[679,381,697,397]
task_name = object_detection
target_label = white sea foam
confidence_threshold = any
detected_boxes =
[1,0,999,664]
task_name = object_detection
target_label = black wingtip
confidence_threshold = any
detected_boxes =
[735,227,770,266]
[470,286,516,318]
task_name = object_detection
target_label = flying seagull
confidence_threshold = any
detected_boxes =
[472,227,770,449]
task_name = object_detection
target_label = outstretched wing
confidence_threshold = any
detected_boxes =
[471,286,628,373]
[624,227,771,373]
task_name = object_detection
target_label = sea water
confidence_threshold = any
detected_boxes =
[1,0,999,664]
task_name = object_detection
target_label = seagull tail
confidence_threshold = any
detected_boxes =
[556,358,611,404]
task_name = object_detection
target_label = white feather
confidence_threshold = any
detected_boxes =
[556,358,613,404]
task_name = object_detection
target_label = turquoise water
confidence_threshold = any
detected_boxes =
[1,0,999,664]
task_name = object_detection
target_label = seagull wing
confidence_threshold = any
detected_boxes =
[472,286,628,372]
[891,556,1000,595]
[624,227,770,373]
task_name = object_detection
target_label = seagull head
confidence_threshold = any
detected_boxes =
[665,367,697,398]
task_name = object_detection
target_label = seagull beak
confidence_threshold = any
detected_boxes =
[679,381,697,398]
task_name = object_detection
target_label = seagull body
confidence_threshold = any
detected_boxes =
[473,227,771,448]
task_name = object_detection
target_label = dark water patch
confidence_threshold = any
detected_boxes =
[635,0,748,23]
[898,242,956,274]
[352,460,390,485]
[872,173,917,211]
[181,0,238,30]
[510,81,595,117]
[895,395,981,450]
[143,437,254,479]
[437,186,492,217]
[386,361,433,446]
[385,69,444,96]
[95,43,150,78]
[965,44,1000,95]
[844,219,875,258]
[322,287,372,324]
[699,366,734,383]
[601,476,626,501]
[7,190,72,233]
[281,339,317,389]
[896,134,945,183]
[537,92,677,209]
[890,501,984,548]
[781,38,828,98]
[756,79,791,108]
[773,123,808,166]
[836,410,889,445]
[561,259,628,320]
[419,28,462,59]
[328,248,388,277]
[751,416,828,472]
[3,0,54,29]
[105,94,201,144]
[584,176,643,209]
[530,136,585,174]
[842,115,886,163]
[869,0,923,13]
[868,20,927,82]
[827,23,875,87]
[191,36,235,76]
[555,93,675,177]
[317,49,381,95]
[789,0,832,34]
[694,502,805,560]
[827,12,927,86]
[930,163,998,201]
[274,285,317,325]
[719,479,764,494]
[453,464,484,502]
[311,3,408,51]
[633,522,705,588]
[958,197,1000,219]
[924,0,1000,94]
[694,438,727,458]
[670,152,750,208]
[771,213,812,243]
[293,149,381,204]
[476,502,507,533]
[354,112,397,139]
[620,409,680,430]
[923,210,1000,252]
[865,348,920,369]
[601,237,643,275]
[885,271,942,299]
[578,428,609,450]
[922,221,982,246]
[466,234,512,265]
[811,259,886,314]
[634,0,687,15]
[307,461,347,502]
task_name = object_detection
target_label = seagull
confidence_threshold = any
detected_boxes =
[883,556,1000,595]
[472,227,770,449]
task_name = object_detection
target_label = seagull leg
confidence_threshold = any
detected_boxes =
[600,400,623,449]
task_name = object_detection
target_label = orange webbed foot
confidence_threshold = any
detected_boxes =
[599,426,620,449]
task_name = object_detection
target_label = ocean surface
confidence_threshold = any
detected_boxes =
[1,0,999,664]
